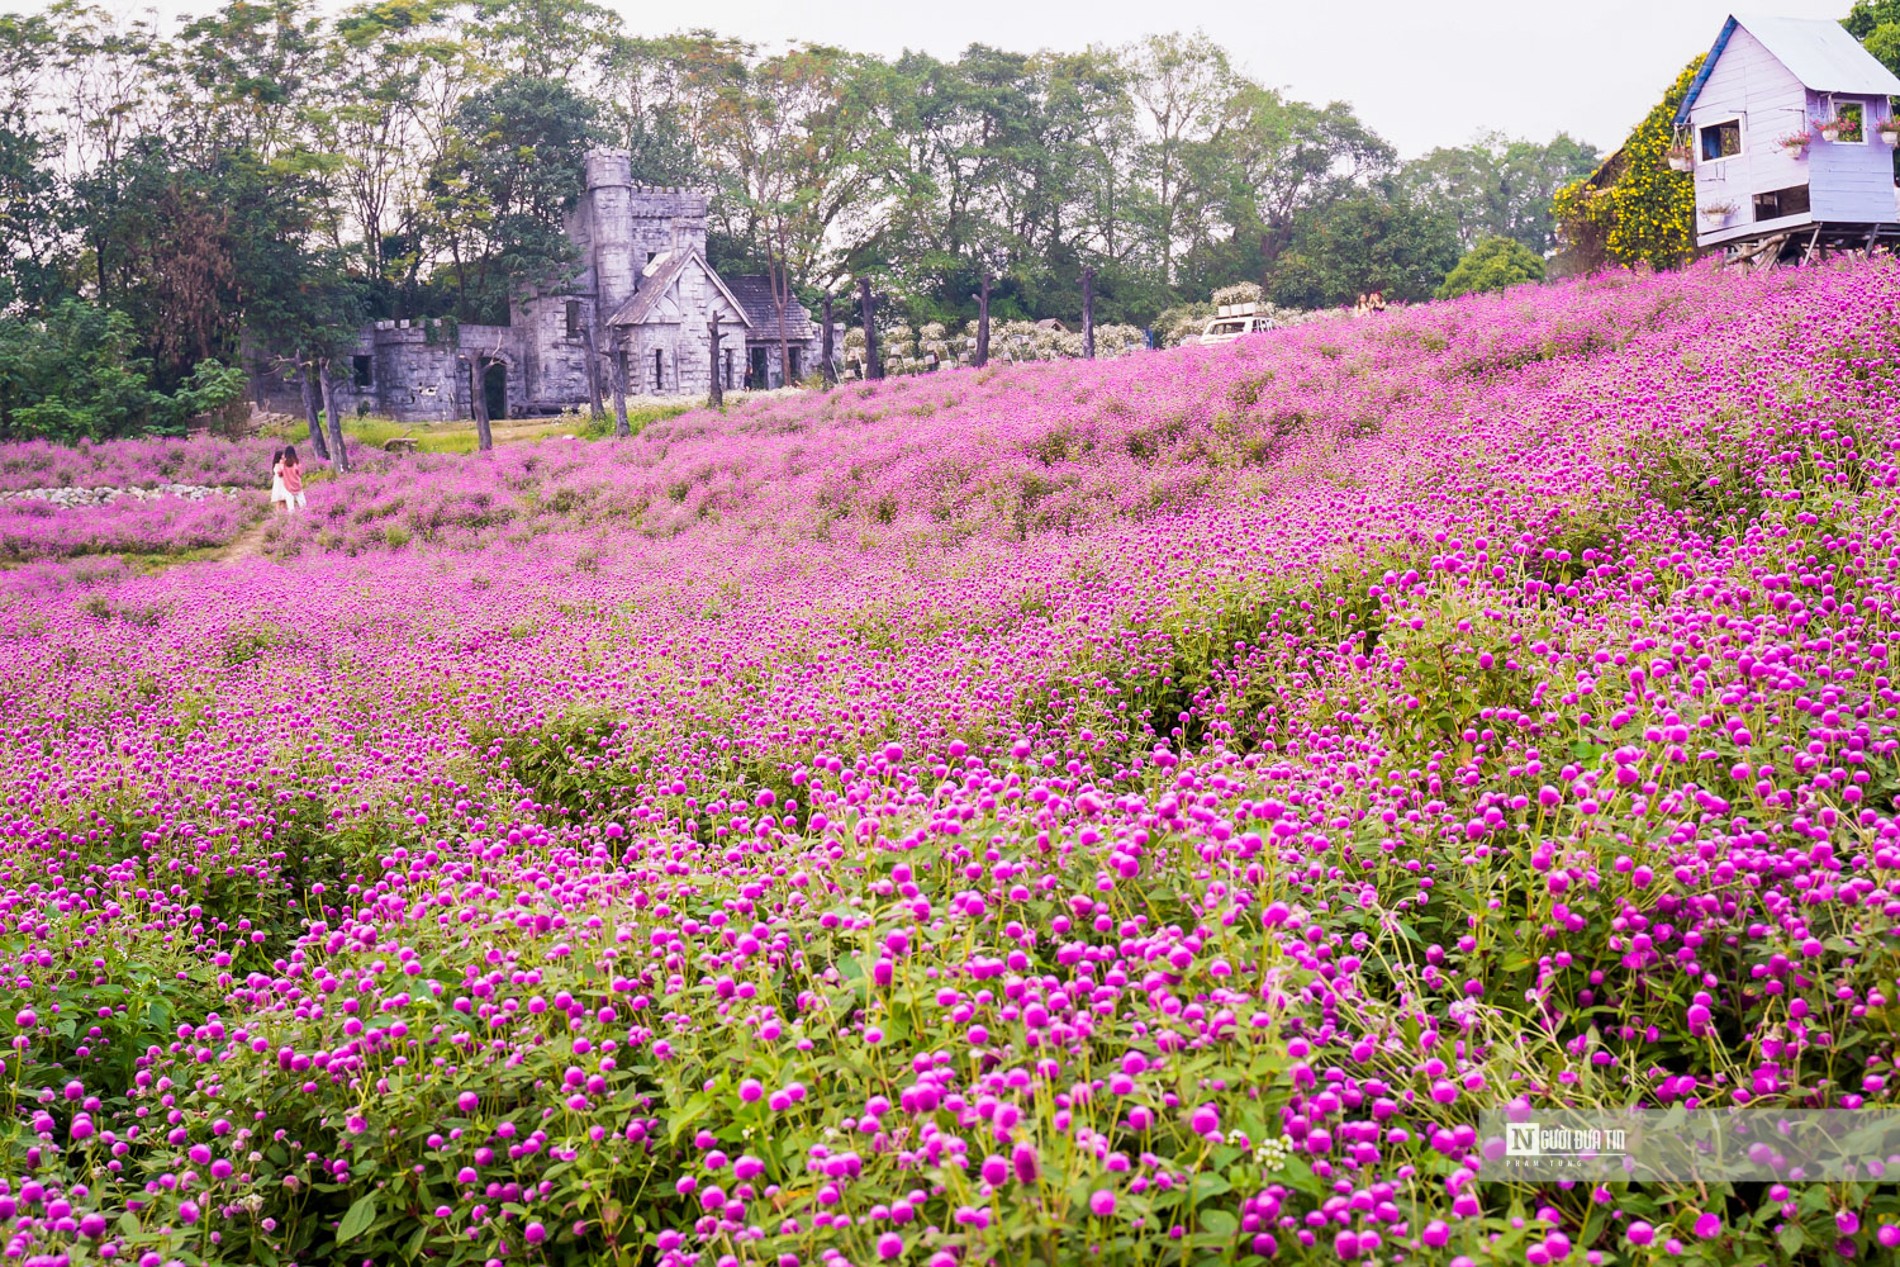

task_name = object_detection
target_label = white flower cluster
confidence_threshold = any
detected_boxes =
[1253,1133,1295,1172]
[840,319,1147,377]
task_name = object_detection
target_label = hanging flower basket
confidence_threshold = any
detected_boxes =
[1881,125,1900,146]
[1700,201,1738,226]
[1819,120,1843,143]
[1779,130,1814,156]
[1665,145,1694,172]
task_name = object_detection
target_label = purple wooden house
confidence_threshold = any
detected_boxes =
[1677,14,1900,256]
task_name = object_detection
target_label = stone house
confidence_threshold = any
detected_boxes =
[251,149,824,422]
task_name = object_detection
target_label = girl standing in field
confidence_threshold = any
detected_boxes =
[269,447,288,509]
[279,445,306,513]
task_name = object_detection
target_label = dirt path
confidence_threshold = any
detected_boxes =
[218,515,275,563]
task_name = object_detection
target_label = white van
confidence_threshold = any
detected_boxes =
[1196,301,1273,345]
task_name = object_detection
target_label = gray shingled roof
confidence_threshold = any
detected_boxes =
[726,275,818,343]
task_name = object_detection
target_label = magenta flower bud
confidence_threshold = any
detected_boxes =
[980,1154,1007,1186]
[1693,1213,1721,1239]
[1090,1190,1117,1217]
[1011,1142,1040,1184]
[876,1233,904,1260]
[1627,1222,1654,1246]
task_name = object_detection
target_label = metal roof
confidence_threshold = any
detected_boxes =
[1678,15,1900,126]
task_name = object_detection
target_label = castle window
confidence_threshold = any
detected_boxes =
[652,348,664,392]
[352,355,373,388]
[724,348,734,390]
[789,348,802,382]
[565,300,581,338]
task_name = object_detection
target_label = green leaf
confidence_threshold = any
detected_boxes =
[117,1211,140,1238]
[1190,1172,1231,1203]
[337,1193,377,1245]
[1777,1223,1805,1255]
[1200,1209,1239,1236]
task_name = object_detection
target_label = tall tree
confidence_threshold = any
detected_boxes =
[1400,132,1598,254]
[690,44,897,383]
[426,76,603,322]
[1268,185,1461,308]
[1122,32,1237,285]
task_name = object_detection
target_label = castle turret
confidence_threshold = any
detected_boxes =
[584,149,636,317]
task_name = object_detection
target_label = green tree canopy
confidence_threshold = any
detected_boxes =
[1845,0,1900,76]
[1268,187,1461,308]
[427,76,605,322]
[0,300,244,441]
[1435,234,1546,299]
[1399,131,1598,255]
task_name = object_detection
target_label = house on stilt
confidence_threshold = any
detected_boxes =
[1675,14,1900,265]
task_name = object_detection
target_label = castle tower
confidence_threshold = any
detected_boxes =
[583,149,636,318]
[627,187,710,284]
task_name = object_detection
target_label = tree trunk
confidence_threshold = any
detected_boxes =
[609,338,630,439]
[821,292,837,385]
[1081,267,1096,360]
[858,277,880,381]
[709,314,724,409]
[976,272,992,369]
[580,324,604,419]
[470,356,494,452]
[319,358,349,473]
[298,361,330,461]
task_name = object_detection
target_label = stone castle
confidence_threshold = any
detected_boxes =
[251,149,823,423]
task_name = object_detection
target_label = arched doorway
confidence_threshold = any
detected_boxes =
[482,362,508,420]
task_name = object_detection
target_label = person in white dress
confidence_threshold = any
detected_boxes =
[269,448,288,509]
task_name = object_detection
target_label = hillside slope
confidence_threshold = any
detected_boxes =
[2,262,1900,1264]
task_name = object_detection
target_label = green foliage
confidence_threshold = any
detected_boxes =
[1550,61,1698,273]
[1845,0,1900,75]
[1436,235,1547,299]
[428,77,606,322]
[0,300,245,441]
[1268,188,1463,307]
[1398,131,1599,255]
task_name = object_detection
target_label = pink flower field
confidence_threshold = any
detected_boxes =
[4,262,1900,1266]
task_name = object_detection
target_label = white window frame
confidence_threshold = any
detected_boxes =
[1698,115,1745,164]
[1832,97,1869,144]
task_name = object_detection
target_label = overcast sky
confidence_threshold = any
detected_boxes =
[609,0,1853,158]
[111,0,1861,158]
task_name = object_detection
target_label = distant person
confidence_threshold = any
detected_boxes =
[277,446,306,514]
[1351,293,1369,318]
[1367,290,1387,314]
[269,447,288,510]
